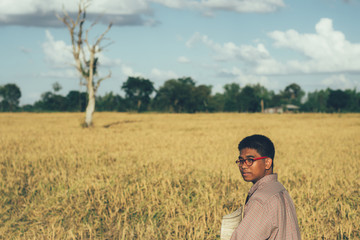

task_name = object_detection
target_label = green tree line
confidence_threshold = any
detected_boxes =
[1,77,360,113]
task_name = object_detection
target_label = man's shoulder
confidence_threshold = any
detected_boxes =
[251,181,286,204]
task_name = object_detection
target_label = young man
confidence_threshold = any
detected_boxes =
[230,134,301,240]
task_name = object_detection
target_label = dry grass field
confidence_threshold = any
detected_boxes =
[0,112,359,239]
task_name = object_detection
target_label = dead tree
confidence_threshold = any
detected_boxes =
[57,0,112,127]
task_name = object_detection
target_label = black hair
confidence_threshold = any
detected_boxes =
[238,134,275,161]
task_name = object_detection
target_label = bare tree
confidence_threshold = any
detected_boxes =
[57,0,112,127]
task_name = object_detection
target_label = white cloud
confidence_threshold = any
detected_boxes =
[150,0,192,9]
[268,18,360,73]
[186,32,271,62]
[0,0,150,15]
[178,56,190,63]
[0,0,285,27]
[42,30,74,68]
[187,18,360,76]
[150,68,178,81]
[218,67,272,88]
[201,0,285,13]
[97,53,123,68]
[0,0,154,27]
[322,74,359,90]
[121,65,143,77]
[150,0,285,15]
[85,0,150,15]
[238,44,271,62]
[186,32,286,75]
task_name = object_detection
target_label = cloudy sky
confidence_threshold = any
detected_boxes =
[1,0,359,105]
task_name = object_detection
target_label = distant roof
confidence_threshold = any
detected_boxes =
[285,104,300,109]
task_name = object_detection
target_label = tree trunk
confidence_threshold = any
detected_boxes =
[85,84,96,127]
[137,99,142,112]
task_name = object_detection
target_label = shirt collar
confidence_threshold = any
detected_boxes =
[248,173,278,197]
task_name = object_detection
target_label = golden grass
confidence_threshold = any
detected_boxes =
[0,113,359,239]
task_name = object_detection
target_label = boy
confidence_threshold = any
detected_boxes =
[230,134,301,239]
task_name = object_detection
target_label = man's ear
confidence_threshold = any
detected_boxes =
[265,158,273,170]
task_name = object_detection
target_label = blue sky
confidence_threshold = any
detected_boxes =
[1,0,359,105]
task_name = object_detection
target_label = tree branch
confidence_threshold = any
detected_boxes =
[94,23,113,50]
[94,71,112,92]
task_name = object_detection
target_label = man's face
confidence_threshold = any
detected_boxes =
[238,148,271,184]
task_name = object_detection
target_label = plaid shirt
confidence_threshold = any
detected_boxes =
[231,174,301,240]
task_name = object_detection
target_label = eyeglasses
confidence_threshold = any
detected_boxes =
[235,156,268,166]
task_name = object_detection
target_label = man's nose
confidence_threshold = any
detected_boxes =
[241,163,249,170]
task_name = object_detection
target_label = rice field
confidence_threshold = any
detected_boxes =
[0,112,359,239]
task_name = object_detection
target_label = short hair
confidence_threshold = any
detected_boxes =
[238,134,275,161]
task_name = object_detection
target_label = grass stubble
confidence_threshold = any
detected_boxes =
[0,113,359,239]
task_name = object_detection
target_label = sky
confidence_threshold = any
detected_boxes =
[1,0,360,105]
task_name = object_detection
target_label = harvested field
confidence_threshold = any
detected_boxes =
[0,113,359,239]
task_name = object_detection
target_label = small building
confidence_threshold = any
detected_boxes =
[264,104,300,114]
[264,106,283,114]
[284,104,300,113]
